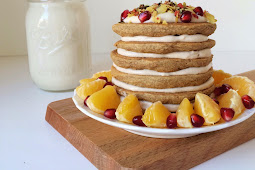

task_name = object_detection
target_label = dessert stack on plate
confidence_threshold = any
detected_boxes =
[111,1,217,112]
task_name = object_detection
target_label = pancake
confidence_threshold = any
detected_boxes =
[115,39,215,54]
[112,66,213,89]
[115,85,215,104]
[112,23,217,37]
[111,50,213,72]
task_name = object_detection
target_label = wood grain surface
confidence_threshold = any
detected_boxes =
[45,70,255,170]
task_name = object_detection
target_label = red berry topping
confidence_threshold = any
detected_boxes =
[213,98,219,105]
[214,84,232,96]
[84,96,90,107]
[138,11,151,23]
[166,114,177,129]
[193,7,204,16]
[221,108,235,122]
[97,76,108,82]
[180,11,192,23]
[104,109,116,119]
[242,95,255,109]
[191,114,205,127]
[121,10,130,22]
[133,116,146,127]
[221,84,232,94]
[214,87,223,96]
[177,3,183,8]
[103,82,114,88]
[192,14,199,19]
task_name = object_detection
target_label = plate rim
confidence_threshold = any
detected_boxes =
[73,90,255,135]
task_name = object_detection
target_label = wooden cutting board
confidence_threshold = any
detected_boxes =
[45,70,255,170]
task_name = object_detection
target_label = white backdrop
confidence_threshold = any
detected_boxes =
[0,0,255,56]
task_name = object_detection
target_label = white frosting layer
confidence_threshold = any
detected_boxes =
[124,12,207,23]
[120,96,179,112]
[121,34,208,43]
[112,77,214,93]
[113,62,212,76]
[117,48,212,59]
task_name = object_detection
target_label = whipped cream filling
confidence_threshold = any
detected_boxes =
[121,34,208,43]
[124,12,207,23]
[120,96,179,112]
[113,62,212,76]
[117,48,212,59]
[112,77,214,93]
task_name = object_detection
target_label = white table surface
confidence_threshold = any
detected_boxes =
[0,51,255,170]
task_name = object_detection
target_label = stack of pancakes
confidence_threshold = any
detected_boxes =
[111,23,217,111]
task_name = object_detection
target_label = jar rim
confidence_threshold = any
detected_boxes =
[28,0,85,2]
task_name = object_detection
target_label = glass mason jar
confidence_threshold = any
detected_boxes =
[26,0,91,91]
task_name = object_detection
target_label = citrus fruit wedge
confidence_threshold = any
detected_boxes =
[116,94,143,124]
[213,70,232,85]
[142,101,171,128]
[76,79,106,100]
[86,86,120,114]
[194,93,221,125]
[92,70,112,82]
[79,78,97,85]
[218,89,245,119]
[176,98,194,128]
[219,76,255,101]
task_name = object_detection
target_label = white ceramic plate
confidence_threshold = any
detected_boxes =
[72,90,255,139]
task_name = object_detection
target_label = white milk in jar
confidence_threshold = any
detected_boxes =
[26,0,91,91]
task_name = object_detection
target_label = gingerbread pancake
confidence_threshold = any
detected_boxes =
[113,23,217,37]
[115,85,215,104]
[111,66,213,89]
[111,50,213,72]
[115,39,215,54]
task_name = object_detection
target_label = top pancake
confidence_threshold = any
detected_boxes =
[113,23,217,37]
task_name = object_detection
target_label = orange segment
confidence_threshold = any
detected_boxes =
[79,78,97,85]
[194,93,221,125]
[87,86,120,114]
[116,94,143,124]
[218,89,245,119]
[219,76,255,101]
[142,101,171,128]
[176,98,193,128]
[76,79,106,100]
[92,70,112,82]
[213,70,232,85]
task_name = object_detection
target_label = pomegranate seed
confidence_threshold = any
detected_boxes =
[193,7,204,16]
[192,14,199,19]
[103,82,114,88]
[214,87,223,96]
[191,114,205,127]
[214,84,232,96]
[104,109,116,119]
[133,116,146,127]
[213,98,219,105]
[177,3,183,8]
[138,11,151,23]
[221,84,232,94]
[84,96,90,107]
[97,76,108,82]
[180,11,192,23]
[242,95,255,109]
[121,10,130,22]
[166,114,177,129]
[221,108,235,122]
